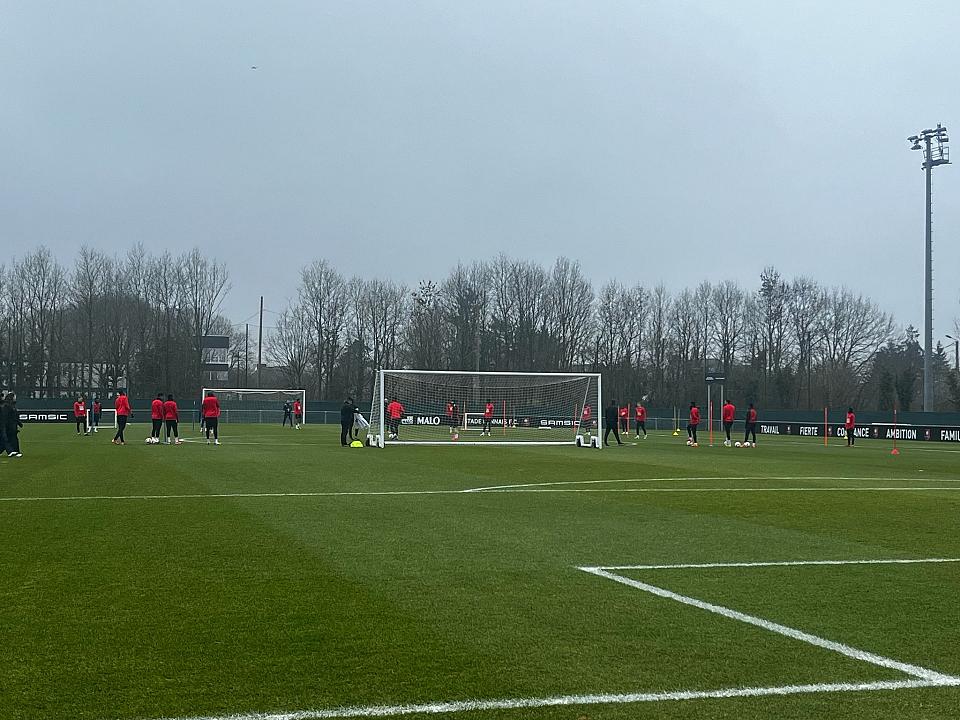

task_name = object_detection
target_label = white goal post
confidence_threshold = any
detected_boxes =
[200,388,307,425]
[86,407,118,428]
[367,370,602,447]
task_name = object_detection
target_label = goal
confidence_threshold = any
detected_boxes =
[86,408,118,429]
[200,388,307,425]
[367,370,602,446]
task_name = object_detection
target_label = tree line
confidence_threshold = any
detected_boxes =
[1,245,230,400]
[270,258,959,412]
[3,246,958,411]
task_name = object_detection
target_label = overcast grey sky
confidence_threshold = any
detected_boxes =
[3,1,958,336]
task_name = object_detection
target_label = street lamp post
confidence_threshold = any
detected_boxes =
[908,124,950,411]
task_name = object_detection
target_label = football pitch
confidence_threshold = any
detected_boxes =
[3,425,960,720]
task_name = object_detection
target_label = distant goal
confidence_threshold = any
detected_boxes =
[200,388,307,425]
[367,370,602,447]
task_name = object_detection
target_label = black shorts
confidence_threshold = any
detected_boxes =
[205,417,219,430]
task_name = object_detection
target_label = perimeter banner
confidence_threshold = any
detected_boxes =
[753,422,960,443]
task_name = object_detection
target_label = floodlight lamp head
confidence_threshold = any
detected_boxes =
[908,135,919,143]
[911,142,922,151]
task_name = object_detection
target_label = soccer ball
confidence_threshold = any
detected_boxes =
[452,433,459,441]
[686,439,692,446]
[144,437,152,444]
[734,441,742,448]
[742,441,751,448]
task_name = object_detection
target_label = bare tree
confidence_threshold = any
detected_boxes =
[71,246,110,391]
[546,257,594,370]
[406,280,447,369]
[669,288,699,402]
[816,288,894,406]
[507,258,550,371]
[268,304,312,389]
[442,262,489,371]
[644,285,671,400]
[711,280,747,376]
[787,277,825,408]
[15,247,66,397]
[179,248,231,389]
[300,260,348,399]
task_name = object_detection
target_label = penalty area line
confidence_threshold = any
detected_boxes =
[579,567,960,684]
[138,679,955,720]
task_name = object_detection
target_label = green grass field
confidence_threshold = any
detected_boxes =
[2,423,960,720]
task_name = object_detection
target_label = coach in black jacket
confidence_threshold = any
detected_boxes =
[603,400,623,447]
[340,397,360,446]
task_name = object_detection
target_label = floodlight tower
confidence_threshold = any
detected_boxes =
[908,124,950,412]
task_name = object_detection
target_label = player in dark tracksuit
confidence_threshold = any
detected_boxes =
[744,403,758,445]
[282,400,294,427]
[340,398,360,446]
[1,393,23,457]
[603,400,623,446]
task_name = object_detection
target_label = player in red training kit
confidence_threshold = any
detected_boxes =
[618,404,629,433]
[845,407,856,447]
[581,404,593,437]
[74,396,89,436]
[744,403,758,446]
[163,394,181,445]
[293,398,303,430]
[445,401,456,435]
[722,400,736,447]
[202,391,221,445]
[634,401,647,439]
[687,402,700,446]
[482,400,494,437]
[113,390,131,444]
[149,393,164,444]
[386,398,404,439]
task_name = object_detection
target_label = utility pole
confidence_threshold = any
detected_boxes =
[244,324,249,387]
[908,125,950,412]
[257,296,264,388]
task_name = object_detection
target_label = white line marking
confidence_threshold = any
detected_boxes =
[464,476,960,492]
[597,558,960,571]
[0,490,460,502]
[579,567,960,684]
[4,486,960,503]
[486,487,960,494]
[139,679,954,720]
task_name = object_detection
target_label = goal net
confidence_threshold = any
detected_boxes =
[367,370,602,446]
[200,388,307,425]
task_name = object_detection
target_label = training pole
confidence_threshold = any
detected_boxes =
[823,407,828,447]
[891,407,900,456]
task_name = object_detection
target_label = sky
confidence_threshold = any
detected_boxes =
[2,0,959,338]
